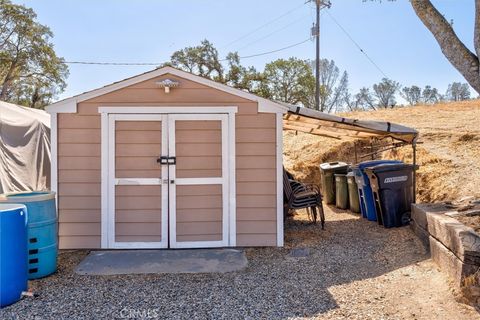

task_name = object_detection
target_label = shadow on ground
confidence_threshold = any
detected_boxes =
[0,207,433,319]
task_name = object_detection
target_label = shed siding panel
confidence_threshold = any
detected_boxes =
[56,74,278,248]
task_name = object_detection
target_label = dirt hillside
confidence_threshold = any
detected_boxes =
[284,100,480,203]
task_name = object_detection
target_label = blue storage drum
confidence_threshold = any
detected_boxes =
[1,191,57,279]
[0,203,28,308]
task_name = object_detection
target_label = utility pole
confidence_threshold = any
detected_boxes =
[311,0,331,111]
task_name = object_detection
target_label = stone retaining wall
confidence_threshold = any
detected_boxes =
[411,203,480,287]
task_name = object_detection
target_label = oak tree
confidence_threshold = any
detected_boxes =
[0,0,68,108]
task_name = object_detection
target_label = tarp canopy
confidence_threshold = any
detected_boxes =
[0,101,50,194]
[283,104,418,144]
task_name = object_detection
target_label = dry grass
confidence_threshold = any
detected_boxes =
[284,99,480,203]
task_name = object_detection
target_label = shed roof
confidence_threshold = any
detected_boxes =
[283,104,418,144]
[46,66,288,114]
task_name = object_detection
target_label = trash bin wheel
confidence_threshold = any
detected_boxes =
[401,212,411,225]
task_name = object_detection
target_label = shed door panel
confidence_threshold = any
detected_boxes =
[169,115,229,248]
[112,117,168,248]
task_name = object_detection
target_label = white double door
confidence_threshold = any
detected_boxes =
[107,113,229,249]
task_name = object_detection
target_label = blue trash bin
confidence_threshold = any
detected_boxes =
[0,204,28,308]
[352,160,402,222]
[1,192,57,279]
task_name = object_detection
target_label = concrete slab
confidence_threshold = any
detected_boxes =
[74,249,248,275]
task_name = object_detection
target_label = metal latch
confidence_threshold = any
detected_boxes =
[157,156,169,164]
[157,156,176,165]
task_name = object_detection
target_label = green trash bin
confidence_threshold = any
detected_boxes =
[320,162,349,204]
[346,172,360,213]
[335,174,349,209]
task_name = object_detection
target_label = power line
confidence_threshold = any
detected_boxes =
[64,37,314,66]
[234,14,310,52]
[65,61,160,66]
[326,11,388,78]
[220,2,306,49]
[232,37,313,60]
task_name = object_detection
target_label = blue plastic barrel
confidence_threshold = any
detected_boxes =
[352,160,402,222]
[0,203,28,308]
[1,192,57,279]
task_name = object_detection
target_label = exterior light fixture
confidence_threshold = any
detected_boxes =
[156,79,180,93]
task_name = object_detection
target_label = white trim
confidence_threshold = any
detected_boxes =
[107,115,116,248]
[50,113,58,209]
[100,110,235,249]
[104,114,168,249]
[109,242,171,249]
[167,113,231,249]
[160,118,169,247]
[168,115,177,248]
[221,115,229,246]
[173,240,226,249]
[115,178,162,185]
[258,100,288,113]
[98,106,238,115]
[228,113,236,247]
[45,100,76,114]
[175,178,224,185]
[276,113,284,247]
[45,66,287,114]
[100,113,108,248]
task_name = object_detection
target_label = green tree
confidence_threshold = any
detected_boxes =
[401,85,422,106]
[314,59,350,112]
[445,82,471,101]
[224,52,264,94]
[261,57,315,108]
[0,0,68,108]
[351,87,376,110]
[421,85,441,104]
[372,78,400,108]
[170,39,224,83]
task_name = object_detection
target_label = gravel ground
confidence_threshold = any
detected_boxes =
[2,207,479,320]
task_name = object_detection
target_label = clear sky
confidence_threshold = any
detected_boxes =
[12,0,476,100]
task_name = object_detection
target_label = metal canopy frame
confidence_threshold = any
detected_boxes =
[282,105,419,203]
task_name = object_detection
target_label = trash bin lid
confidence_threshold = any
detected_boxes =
[367,163,415,173]
[319,161,349,172]
[357,160,402,170]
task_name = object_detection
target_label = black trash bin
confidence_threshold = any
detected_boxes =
[364,164,416,228]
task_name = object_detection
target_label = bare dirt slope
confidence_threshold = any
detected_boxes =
[284,100,480,203]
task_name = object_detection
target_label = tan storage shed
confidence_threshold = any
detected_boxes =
[46,66,287,249]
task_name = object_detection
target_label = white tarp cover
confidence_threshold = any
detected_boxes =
[0,101,50,194]
[283,104,418,143]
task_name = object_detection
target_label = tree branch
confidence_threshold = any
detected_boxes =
[475,0,480,62]
[410,0,480,93]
